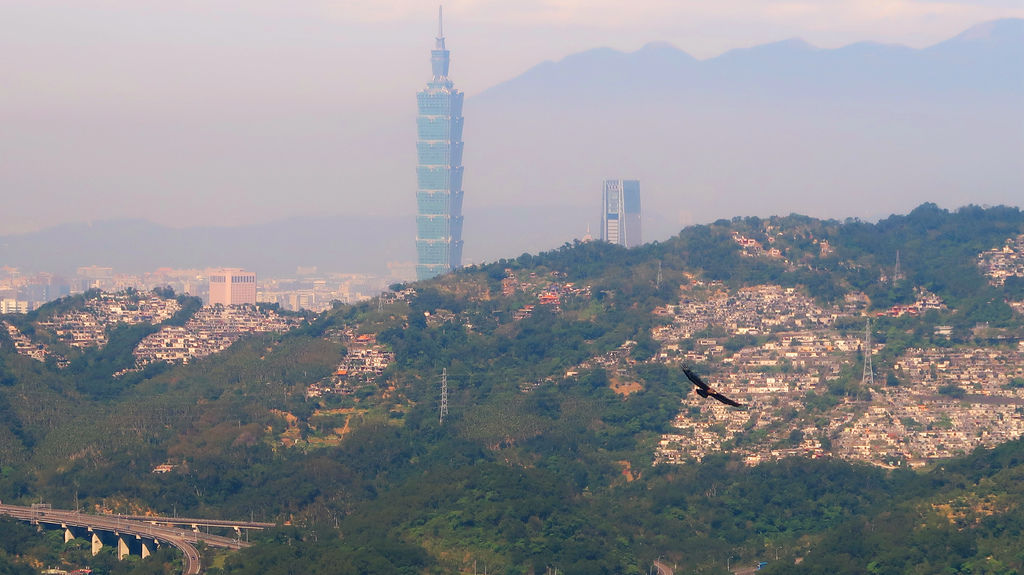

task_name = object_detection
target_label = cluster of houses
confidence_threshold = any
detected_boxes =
[306,330,395,398]
[37,292,181,349]
[895,346,1024,395]
[505,269,592,321]
[2,291,182,367]
[649,278,1024,468]
[653,283,840,341]
[131,304,300,367]
[570,340,637,378]
[833,341,1024,464]
[829,344,1024,464]
[3,291,307,374]
[732,225,843,262]
[2,320,68,367]
[875,288,948,318]
[732,232,784,259]
[654,327,856,464]
[833,388,1024,466]
[978,233,1024,286]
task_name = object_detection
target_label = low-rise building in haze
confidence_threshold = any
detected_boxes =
[209,268,257,305]
[1,299,29,314]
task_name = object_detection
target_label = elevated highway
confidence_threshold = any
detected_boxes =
[117,513,275,531]
[0,504,269,574]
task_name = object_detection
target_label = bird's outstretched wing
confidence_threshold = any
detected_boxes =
[683,367,744,408]
[682,368,709,391]
[709,391,744,408]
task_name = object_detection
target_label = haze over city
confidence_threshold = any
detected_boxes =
[2,0,1023,269]
[7,5,1024,574]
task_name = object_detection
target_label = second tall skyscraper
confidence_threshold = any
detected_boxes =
[601,179,642,248]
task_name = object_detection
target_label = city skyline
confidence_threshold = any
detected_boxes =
[0,263,401,314]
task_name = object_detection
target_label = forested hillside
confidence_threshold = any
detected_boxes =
[2,204,1024,574]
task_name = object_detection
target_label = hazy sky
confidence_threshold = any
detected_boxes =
[2,0,1023,235]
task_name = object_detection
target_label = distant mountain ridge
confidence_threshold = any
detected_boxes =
[478,18,1024,100]
[465,18,1023,242]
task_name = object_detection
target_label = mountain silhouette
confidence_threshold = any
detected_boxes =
[466,18,1023,243]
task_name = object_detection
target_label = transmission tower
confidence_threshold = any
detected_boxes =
[893,250,904,284]
[862,318,874,387]
[439,368,448,424]
[377,296,384,313]
[656,261,663,290]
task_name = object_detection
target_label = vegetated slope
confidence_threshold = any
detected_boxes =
[760,439,1024,574]
[1,204,1024,574]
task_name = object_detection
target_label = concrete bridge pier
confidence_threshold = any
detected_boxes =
[91,530,103,556]
[62,523,89,544]
[140,536,155,559]
[117,534,130,560]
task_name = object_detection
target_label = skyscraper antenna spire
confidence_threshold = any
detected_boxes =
[434,5,446,51]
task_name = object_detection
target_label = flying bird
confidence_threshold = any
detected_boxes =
[683,368,744,408]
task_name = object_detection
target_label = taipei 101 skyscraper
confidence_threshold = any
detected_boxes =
[415,7,465,281]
